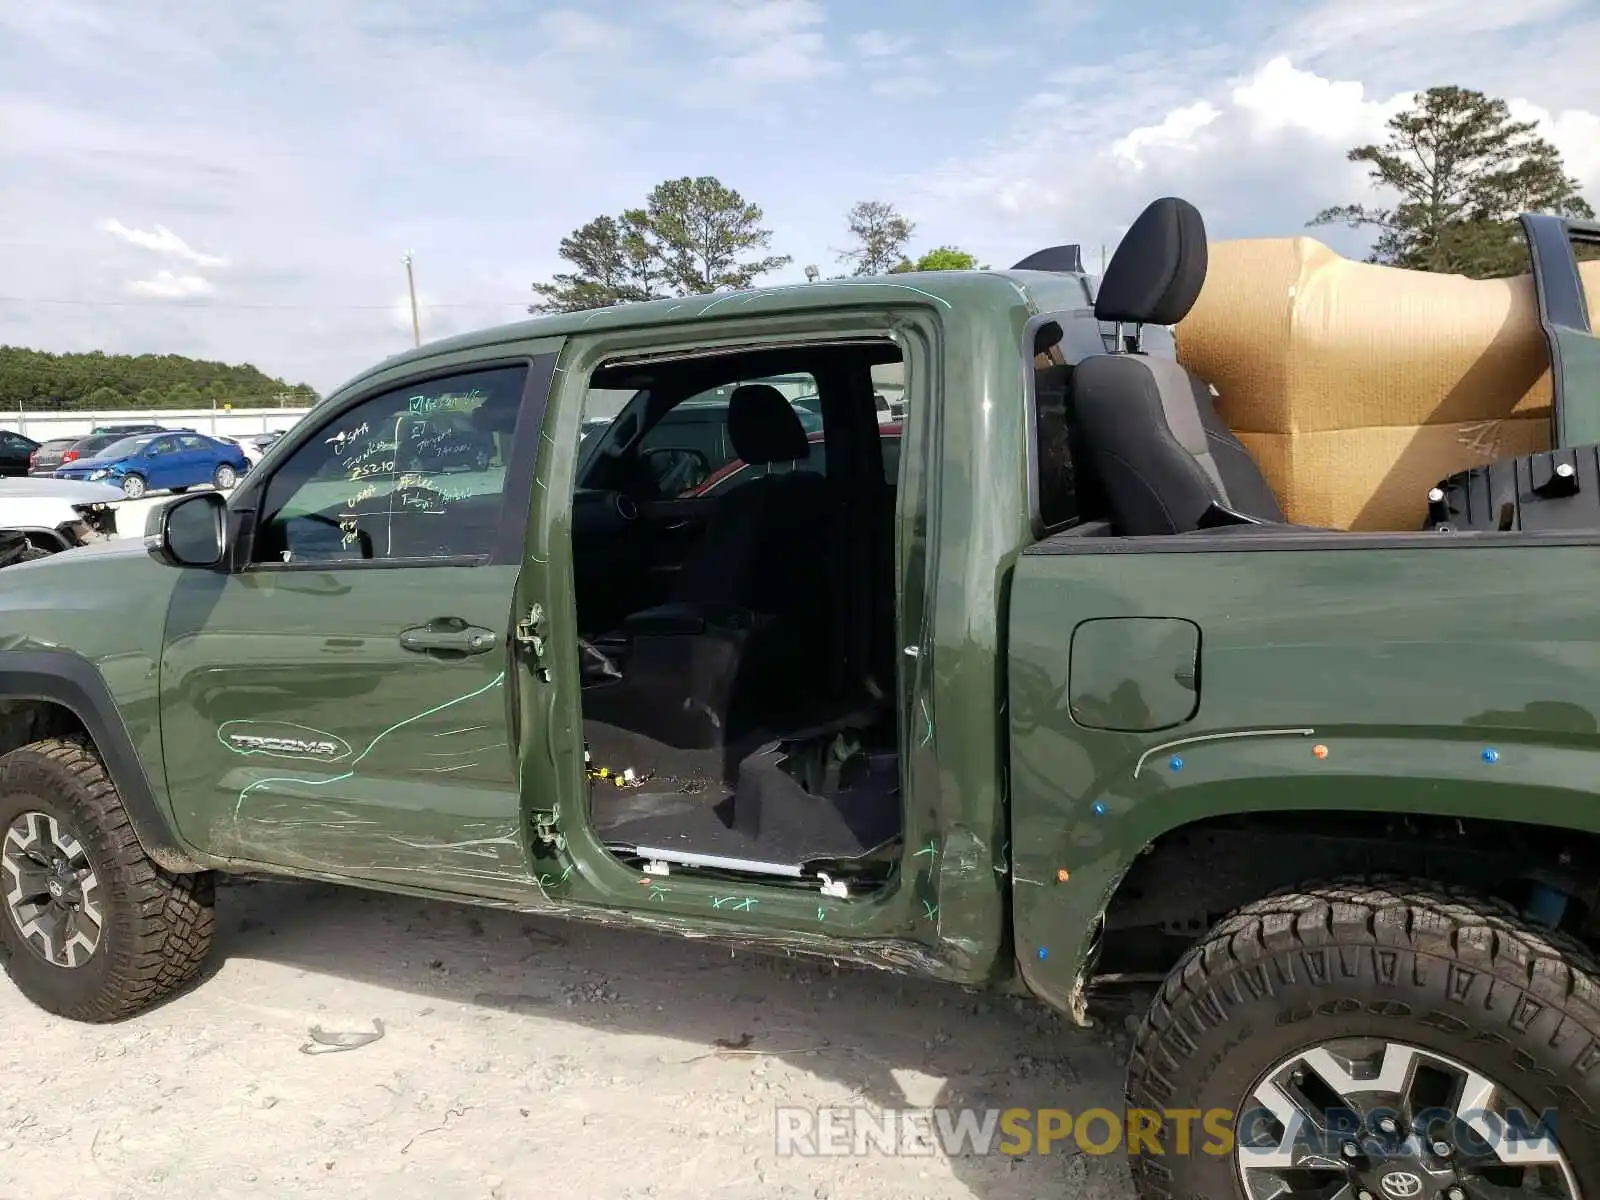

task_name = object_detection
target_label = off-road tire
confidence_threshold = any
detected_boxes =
[0,738,216,1021]
[1126,878,1600,1197]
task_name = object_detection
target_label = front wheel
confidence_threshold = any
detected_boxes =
[1126,880,1598,1199]
[212,464,237,490]
[0,738,216,1021]
[119,473,147,499]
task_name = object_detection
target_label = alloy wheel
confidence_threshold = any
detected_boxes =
[1237,1036,1579,1199]
[214,464,237,489]
[2,810,104,969]
[121,474,146,498]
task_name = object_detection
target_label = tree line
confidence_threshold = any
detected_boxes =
[530,84,1593,313]
[0,347,318,414]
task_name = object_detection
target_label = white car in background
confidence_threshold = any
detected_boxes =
[216,430,287,466]
[0,475,122,562]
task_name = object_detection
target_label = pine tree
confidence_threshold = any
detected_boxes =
[1310,85,1594,278]
[837,201,916,276]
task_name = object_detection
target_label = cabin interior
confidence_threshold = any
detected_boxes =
[569,340,906,892]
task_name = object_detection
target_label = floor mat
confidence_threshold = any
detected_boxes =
[591,740,901,875]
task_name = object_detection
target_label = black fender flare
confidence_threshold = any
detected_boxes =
[0,649,207,873]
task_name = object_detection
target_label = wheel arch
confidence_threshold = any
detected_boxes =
[1080,771,1600,987]
[0,650,206,874]
[1015,758,1600,1020]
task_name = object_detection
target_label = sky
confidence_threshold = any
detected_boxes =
[2,0,1597,395]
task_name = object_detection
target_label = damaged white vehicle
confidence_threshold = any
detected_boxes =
[0,476,122,567]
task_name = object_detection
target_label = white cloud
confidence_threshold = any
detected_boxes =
[663,0,834,83]
[1112,101,1222,166]
[853,30,912,58]
[538,9,630,54]
[943,42,1014,67]
[871,75,939,100]
[1228,56,1410,142]
[127,271,214,298]
[1282,0,1583,60]
[1509,101,1600,198]
[849,28,935,100]
[98,218,228,267]
[909,55,1600,271]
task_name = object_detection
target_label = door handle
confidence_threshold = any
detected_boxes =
[399,622,498,655]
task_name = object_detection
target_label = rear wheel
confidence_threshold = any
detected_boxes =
[1126,879,1598,1199]
[120,473,147,499]
[212,464,237,490]
[0,738,216,1021]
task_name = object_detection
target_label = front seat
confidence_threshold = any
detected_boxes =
[1070,196,1286,535]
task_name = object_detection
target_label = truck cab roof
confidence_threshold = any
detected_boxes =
[331,267,1133,403]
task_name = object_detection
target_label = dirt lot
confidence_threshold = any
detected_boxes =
[0,878,1141,1199]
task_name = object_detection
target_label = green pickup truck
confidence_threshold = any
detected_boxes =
[3,195,1599,1196]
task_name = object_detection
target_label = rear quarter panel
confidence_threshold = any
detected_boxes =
[1006,535,1600,1011]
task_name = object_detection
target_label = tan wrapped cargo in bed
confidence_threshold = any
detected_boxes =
[1174,237,1600,531]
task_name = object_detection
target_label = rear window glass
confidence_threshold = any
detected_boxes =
[98,435,155,458]
[1032,323,1079,529]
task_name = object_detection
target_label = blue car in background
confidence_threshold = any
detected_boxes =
[53,430,250,499]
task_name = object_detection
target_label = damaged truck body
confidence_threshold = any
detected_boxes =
[3,196,1600,1194]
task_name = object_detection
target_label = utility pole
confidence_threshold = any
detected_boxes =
[402,252,421,347]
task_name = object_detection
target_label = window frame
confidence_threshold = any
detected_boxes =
[1021,309,1104,538]
[225,353,556,574]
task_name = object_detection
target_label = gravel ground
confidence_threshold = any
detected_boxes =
[0,878,1142,1200]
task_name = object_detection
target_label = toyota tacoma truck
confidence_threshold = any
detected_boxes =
[1,196,1599,1197]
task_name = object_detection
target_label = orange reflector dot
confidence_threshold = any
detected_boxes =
[1056,868,1070,883]
[1313,744,1329,760]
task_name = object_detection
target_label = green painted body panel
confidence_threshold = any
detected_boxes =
[0,540,180,815]
[329,269,1091,401]
[1007,540,1600,1007]
[157,564,529,893]
[1557,334,1600,447]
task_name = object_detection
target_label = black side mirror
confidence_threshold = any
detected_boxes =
[148,491,227,567]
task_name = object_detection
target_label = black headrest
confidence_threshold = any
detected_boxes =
[1094,197,1207,327]
[468,387,521,435]
[728,384,807,465]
